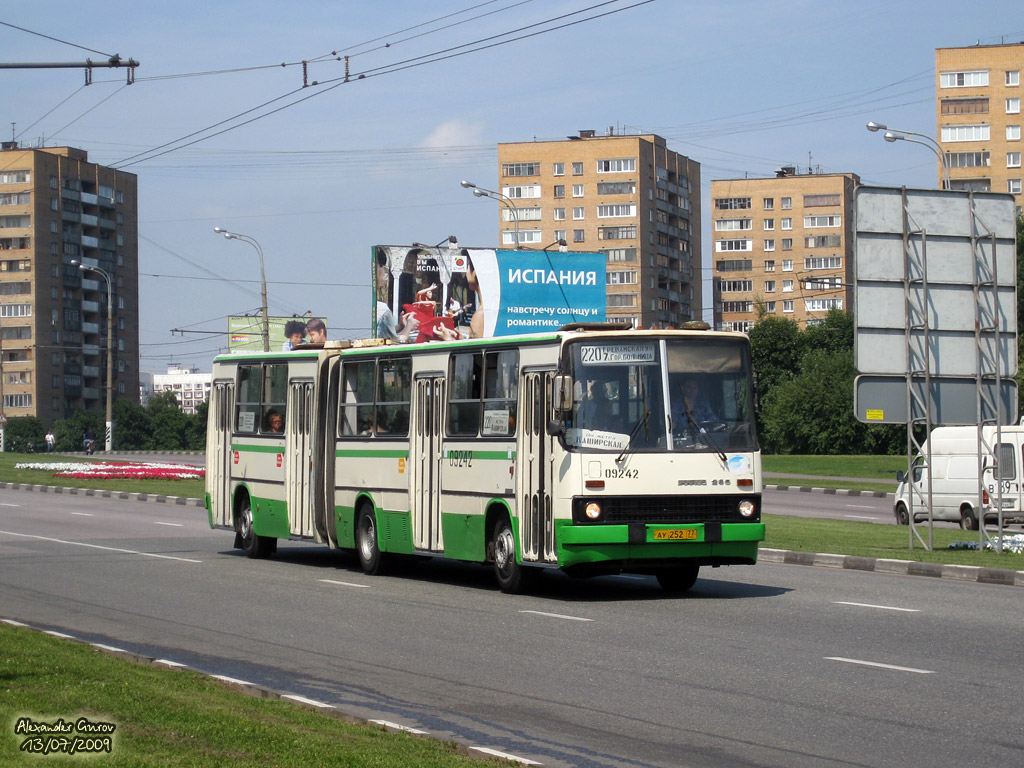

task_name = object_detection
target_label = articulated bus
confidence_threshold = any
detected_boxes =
[204,325,764,593]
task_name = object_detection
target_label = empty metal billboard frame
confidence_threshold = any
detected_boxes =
[853,185,1018,551]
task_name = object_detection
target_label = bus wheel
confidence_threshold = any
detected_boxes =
[656,564,699,594]
[960,505,980,531]
[238,499,272,559]
[895,503,910,526]
[356,507,384,575]
[492,517,526,594]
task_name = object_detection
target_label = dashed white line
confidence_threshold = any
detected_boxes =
[842,515,879,520]
[844,504,879,510]
[370,720,429,735]
[519,610,593,622]
[0,503,20,507]
[0,529,201,563]
[834,601,920,613]
[71,512,94,517]
[470,746,543,765]
[282,694,333,709]
[318,579,370,589]
[154,522,184,527]
[826,657,934,674]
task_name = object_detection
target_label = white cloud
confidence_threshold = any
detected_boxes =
[420,120,487,149]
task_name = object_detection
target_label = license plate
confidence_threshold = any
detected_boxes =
[653,528,698,541]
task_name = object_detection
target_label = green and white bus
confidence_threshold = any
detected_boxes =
[205,325,764,593]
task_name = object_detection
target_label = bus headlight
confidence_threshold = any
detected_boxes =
[584,502,603,521]
[738,499,756,518]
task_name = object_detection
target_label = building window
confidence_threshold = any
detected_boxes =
[597,181,636,195]
[782,259,793,271]
[714,197,751,210]
[805,276,843,290]
[606,270,637,285]
[573,229,585,243]
[572,207,585,220]
[1008,71,1021,87]
[763,218,775,230]
[502,184,541,199]
[804,256,842,270]
[805,235,842,248]
[504,207,541,221]
[553,208,565,221]
[598,225,636,240]
[715,218,752,231]
[763,198,774,210]
[1008,152,1022,168]
[764,239,775,251]
[554,184,565,199]
[572,184,584,197]
[720,279,753,292]
[607,293,637,307]
[804,194,841,207]
[781,197,792,209]
[552,162,565,176]
[572,162,583,176]
[0,171,30,184]
[597,203,635,218]
[554,229,566,242]
[783,300,794,313]
[764,301,776,313]
[715,259,752,272]
[722,301,753,313]
[1008,98,1021,114]
[781,217,792,230]
[941,97,989,115]
[941,70,989,88]
[1008,126,1021,141]
[945,151,991,168]
[941,124,991,142]
[764,280,776,292]
[764,260,775,272]
[502,229,542,245]
[1009,179,1022,194]
[596,158,636,173]
[782,280,794,292]
[502,162,540,177]
[805,298,844,312]
[804,215,841,228]
[715,239,752,252]
[781,239,793,250]
[604,247,636,262]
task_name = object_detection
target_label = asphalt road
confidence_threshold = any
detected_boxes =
[2,490,1021,768]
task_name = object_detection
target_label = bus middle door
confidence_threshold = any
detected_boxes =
[208,381,234,527]
[411,375,444,552]
[286,379,315,538]
[517,370,556,563]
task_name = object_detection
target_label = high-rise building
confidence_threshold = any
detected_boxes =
[0,143,139,427]
[495,130,701,328]
[710,170,858,332]
[935,42,1023,213]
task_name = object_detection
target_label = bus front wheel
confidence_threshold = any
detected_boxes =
[492,517,526,594]
[656,564,699,594]
[238,499,273,559]
[356,507,384,575]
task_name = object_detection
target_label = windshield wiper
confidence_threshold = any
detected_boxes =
[683,408,727,466]
[616,409,650,464]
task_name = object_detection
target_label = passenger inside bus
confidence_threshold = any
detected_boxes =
[264,410,285,433]
[576,381,611,428]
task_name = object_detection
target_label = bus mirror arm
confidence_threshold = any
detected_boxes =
[548,418,566,437]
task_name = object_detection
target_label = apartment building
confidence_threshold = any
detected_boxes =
[710,170,858,332]
[0,142,139,427]
[152,364,211,415]
[495,130,701,328]
[935,42,1024,213]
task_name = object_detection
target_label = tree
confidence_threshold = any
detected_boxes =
[747,316,802,399]
[112,398,152,450]
[3,416,45,453]
[53,410,104,452]
[185,400,209,451]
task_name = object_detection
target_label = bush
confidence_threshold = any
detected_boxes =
[3,416,45,453]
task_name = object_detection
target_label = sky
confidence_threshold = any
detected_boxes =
[1,0,1022,373]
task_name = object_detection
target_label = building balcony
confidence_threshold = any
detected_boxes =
[81,278,99,291]
[98,217,115,230]
[81,235,99,249]
[61,210,80,224]
[83,387,101,401]
[83,365,100,378]
[80,192,98,206]
[61,188,81,202]
[82,344,101,357]
[80,214,98,227]
[81,322,100,335]
[82,300,100,314]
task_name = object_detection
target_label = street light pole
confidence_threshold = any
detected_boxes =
[214,228,270,351]
[866,121,951,189]
[72,260,114,452]
[461,180,520,249]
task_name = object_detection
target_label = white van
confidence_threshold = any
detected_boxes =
[893,425,1024,530]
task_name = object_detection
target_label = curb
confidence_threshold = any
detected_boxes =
[765,483,894,499]
[759,547,1024,587]
[0,481,204,508]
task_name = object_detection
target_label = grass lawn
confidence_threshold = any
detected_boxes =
[763,454,905,480]
[0,453,204,499]
[0,624,503,768]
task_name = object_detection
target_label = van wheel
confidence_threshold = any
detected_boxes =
[895,503,910,526]
[356,507,385,575]
[238,499,273,558]
[960,505,980,531]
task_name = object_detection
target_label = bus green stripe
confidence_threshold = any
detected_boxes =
[233,443,285,453]
[336,449,409,459]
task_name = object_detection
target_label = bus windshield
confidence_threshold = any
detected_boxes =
[564,337,758,454]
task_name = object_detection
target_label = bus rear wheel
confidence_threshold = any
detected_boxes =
[492,517,526,594]
[656,564,699,594]
[238,499,273,559]
[356,507,384,575]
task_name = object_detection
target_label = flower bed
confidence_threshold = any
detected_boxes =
[14,461,205,480]
[948,534,1024,555]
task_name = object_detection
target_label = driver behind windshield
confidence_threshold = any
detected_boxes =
[671,377,722,436]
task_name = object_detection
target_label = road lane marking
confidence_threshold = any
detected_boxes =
[519,610,593,622]
[825,657,934,674]
[0,529,202,563]
[211,675,253,686]
[154,659,187,668]
[283,694,333,709]
[834,601,920,613]
[1,619,28,627]
[44,630,76,639]
[71,512,94,517]
[370,720,429,735]
[92,643,127,653]
[318,579,370,589]
[154,522,183,527]
[844,505,879,509]
[470,747,543,765]
[842,515,879,520]
[0,503,20,507]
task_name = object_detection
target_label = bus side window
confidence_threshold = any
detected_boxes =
[340,360,376,436]
[482,349,518,435]
[448,352,482,436]
[260,363,288,434]
[376,357,411,437]
[235,364,261,434]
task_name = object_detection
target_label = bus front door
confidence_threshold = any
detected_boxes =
[412,375,444,551]
[208,381,234,527]
[286,380,315,538]
[518,371,556,563]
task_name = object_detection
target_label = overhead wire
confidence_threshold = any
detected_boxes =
[0,20,113,57]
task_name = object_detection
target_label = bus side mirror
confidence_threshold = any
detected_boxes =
[552,373,573,413]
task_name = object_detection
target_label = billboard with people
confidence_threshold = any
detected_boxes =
[373,244,606,342]
[227,315,330,352]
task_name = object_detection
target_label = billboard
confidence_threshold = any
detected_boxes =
[373,245,606,341]
[227,315,330,352]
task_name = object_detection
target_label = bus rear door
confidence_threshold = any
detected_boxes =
[411,375,445,551]
[207,380,234,527]
[518,370,557,563]
[286,378,315,538]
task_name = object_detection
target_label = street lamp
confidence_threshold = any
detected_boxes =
[866,121,951,189]
[461,180,520,249]
[214,227,270,351]
[71,259,114,452]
